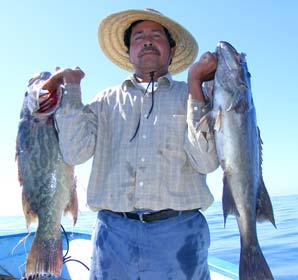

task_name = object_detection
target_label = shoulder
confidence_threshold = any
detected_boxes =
[170,79,188,100]
[159,74,187,93]
[172,79,187,90]
[92,84,123,102]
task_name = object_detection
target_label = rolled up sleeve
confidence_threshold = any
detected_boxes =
[184,99,219,174]
[55,84,98,165]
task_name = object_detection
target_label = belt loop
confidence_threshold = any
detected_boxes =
[122,212,127,218]
[139,214,146,223]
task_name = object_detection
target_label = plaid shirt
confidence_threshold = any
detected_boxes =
[55,74,219,212]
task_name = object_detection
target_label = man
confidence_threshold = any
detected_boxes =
[43,8,219,280]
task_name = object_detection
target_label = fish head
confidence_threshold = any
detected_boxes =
[27,71,52,87]
[216,41,250,86]
[23,71,62,117]
[214,41,253,111]
[216,41,241,71]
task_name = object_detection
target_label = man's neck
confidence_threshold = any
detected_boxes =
[134,69,168,82]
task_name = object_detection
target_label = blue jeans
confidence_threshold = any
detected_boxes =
[89,210,210,280]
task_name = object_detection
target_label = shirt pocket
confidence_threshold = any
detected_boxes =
[157,114,187,160]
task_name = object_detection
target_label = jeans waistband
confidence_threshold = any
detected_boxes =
[112,208,199,223]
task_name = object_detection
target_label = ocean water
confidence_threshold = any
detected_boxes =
[204,195,298,280]
[0,195,297,279]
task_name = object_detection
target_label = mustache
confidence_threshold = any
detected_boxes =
[138,46,160,57]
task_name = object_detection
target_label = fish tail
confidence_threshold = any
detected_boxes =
[25,232,63,277]
[64,176,79,225]
[256,178,276,227]
[240,239,273,280]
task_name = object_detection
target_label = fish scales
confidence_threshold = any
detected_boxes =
[201,41,275,280]
[16,72,78,277]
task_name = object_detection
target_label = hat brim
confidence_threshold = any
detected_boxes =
[98,9,198,75]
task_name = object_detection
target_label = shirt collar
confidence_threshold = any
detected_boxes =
[121,73,173,91]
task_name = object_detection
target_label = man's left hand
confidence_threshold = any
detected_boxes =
[188,52,217,84]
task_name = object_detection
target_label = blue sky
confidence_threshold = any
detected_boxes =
[1,0,297,215]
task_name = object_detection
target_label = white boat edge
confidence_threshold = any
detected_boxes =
[0,231,239,280]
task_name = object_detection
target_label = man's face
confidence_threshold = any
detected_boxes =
[129,20,176,77]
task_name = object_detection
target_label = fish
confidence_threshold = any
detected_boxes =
[200,41,276,280]
[15,72,78,278]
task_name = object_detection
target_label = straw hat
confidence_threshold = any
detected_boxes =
[98,8,198,74]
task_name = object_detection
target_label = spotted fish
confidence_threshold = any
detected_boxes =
[16,72,78,277]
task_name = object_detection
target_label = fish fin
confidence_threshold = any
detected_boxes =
[222,171,239,226]
[240,238,274,280]
[258,126,264,167]
[202,80,214,107]
[226,84,249,113]
[214,109,222,131]
[22,190,38,230]
[256,178,276,227]
[256,127,276,227]
[26,231,63,277]
[198,111,216,133]
[64,176,79,226]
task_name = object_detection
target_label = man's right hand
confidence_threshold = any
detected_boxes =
[42,66,85,93]
[37,67,85,113]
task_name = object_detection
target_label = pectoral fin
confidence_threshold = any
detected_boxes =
[226,84,249,113]
[214,109,222,131]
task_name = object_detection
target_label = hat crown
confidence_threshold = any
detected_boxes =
[98,9,198,74]
[144,8,163,16]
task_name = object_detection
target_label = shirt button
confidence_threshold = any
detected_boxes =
[144,114,148,118]
[64,90,68,95]
[142,134,147,139]
[139,181,144,186]
[141,157,145,162]
[194,106,198,111]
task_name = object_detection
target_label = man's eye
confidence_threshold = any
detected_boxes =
[134,35,144,41]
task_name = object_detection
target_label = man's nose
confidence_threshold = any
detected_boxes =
[143,35,153,47]
[144,42,153,47]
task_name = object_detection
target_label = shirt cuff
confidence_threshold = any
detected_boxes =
[187,99,210,122]
[61,83,82,107]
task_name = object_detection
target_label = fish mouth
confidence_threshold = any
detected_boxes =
[28,71,51,87]
[26,71,62,116]
[216,41,242,71]
[37,88,61,115]
[217,41,238,53]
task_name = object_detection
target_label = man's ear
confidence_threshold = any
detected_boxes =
[169,46,176,65]
[128,49,132,64]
